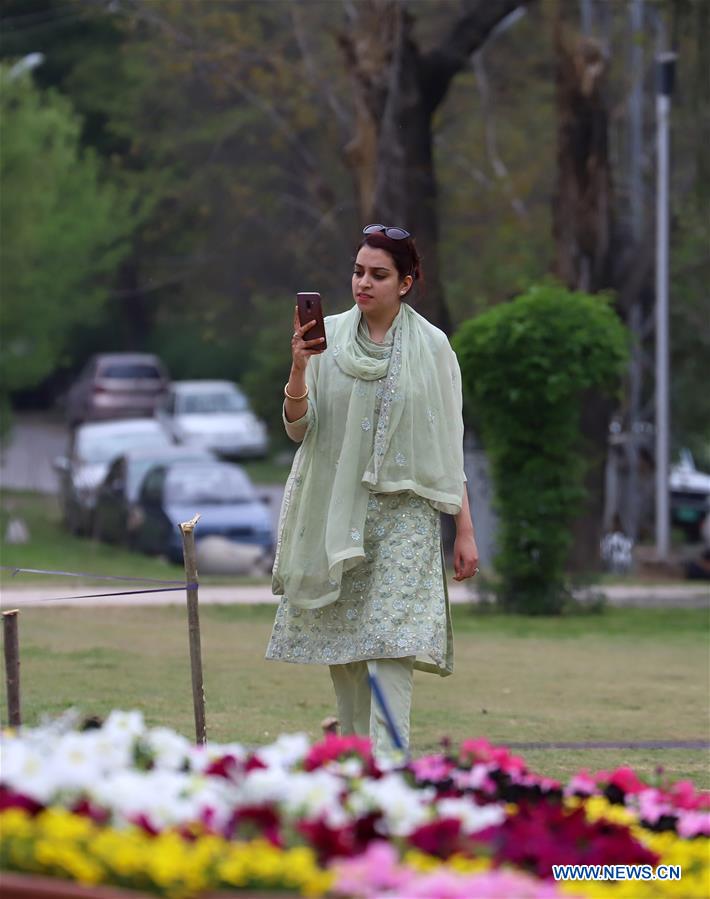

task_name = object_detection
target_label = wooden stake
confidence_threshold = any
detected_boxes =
[179,514,206,744]
[3,609,21,727]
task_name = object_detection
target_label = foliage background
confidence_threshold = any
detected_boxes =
[1,0,707,462]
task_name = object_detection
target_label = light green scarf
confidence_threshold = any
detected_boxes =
[272,301,465,610]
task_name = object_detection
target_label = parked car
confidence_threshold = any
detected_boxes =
[66,353,170,427]
[156,380,269,459]
[670,449,710,542]
[93,446,216,546]
[55,419,174,534]
[132,460,274,563]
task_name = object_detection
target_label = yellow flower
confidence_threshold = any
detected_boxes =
[0,808,33,838]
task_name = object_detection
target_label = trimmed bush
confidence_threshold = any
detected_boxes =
[453,283,628,614]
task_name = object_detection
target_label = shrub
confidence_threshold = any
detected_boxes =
[453,283,628,614]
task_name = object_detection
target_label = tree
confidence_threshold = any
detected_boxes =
[338,0,530,332]
[0,67,133,424]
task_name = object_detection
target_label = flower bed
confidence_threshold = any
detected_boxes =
[1,711,708,898]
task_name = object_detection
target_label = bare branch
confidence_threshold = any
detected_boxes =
[471,51,528,220]
[422,0,531,113]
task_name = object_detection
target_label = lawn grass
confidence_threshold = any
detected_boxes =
[0,490,269,587]
[2,604,708,789]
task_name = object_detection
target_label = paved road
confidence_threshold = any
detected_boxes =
[0,413,66,494]
[1,582,707,609]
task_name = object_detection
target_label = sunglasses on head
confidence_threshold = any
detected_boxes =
[363,223,411,240]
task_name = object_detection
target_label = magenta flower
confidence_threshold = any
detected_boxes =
[303,734,375,773]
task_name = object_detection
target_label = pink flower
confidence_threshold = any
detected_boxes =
[330,841,413,897]
[410,754,454,783]
[668,780,710,811]
[407,870,573,898]
[636,789,669,825]
[451,765,496,793]
[459,738,527,778]
[565,769,597,797]
[677,811,710,838]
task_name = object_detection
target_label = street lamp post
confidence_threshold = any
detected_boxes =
[655,52,676,561]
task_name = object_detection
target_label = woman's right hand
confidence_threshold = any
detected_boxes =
[291,305,325,372]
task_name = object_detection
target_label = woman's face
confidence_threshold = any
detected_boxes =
[352,245,412,316]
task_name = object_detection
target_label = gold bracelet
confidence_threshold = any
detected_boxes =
[284,382,309,401]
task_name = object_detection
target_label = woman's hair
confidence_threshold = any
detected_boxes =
[356,231,423,296]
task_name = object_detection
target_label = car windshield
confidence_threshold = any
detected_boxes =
[99,363,162,379]
[126,454,209,500]
[77,429,171,464]
[178,391,248,414]
[165,466,255,504]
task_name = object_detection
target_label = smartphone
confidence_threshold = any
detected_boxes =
[297,292,327,351]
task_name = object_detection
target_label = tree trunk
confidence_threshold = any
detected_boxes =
[339,0,528,334]
[552,21,616,572]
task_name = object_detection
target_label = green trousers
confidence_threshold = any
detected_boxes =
[329,657,415,756]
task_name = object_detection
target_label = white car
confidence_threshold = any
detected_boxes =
[157,380,269,459]
[54,418,174,534]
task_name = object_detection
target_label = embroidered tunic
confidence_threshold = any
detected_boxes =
[266,318,454,676]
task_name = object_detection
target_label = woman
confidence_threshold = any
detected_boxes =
[266,225,479,756]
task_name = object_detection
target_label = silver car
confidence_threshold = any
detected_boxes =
[157,380,269,459]
[66,353,170,427]
[55,418,174,534]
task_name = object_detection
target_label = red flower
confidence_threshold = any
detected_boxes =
[408,817,463,858]
[228,803,282,846]
[71,798,110,826]
[0,787,43,816]
[487,801,659,878]
[205,753,243,779]
[297,812,381,863]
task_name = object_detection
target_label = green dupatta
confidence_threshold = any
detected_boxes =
[272,301,465,610]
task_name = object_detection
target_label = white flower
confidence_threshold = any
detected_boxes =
[146,727,192,771]
[103,710,145,741]
[89,769,232,831]
[51,733,105,792]
[436,797,506,833]
[237,767,292,806]
[281,770,347,826]
[0,739,57,803]
[348,773,433,836]
[256,733,310,770]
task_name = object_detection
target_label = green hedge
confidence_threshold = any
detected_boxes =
[453,283,629,614]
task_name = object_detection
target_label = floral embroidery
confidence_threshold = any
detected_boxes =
[395,452,407,466]
[350,528,361,542]
[266,492,448,672]
[361,418,371,432]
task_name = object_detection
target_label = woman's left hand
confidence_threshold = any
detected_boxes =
[453,532,479,581]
